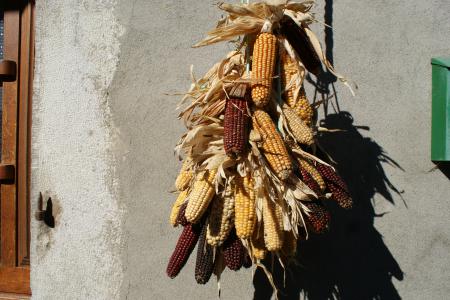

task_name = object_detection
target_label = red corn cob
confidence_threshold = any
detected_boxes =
[175,201,189,227]
[300,167,321,195]
[316,164,349,191]
[224,84,249,158]
[166,223,201,278]
[316,164,353,209]
[328,182,353,209]
[303,201,330,234]
[223,230,245,271]
[195,224,214,284]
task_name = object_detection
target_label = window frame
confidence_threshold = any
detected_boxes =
[0,1,34,296]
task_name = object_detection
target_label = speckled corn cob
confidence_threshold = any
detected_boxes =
[170,189,189,227]
[281,230,297,258]
[175,201,189,227]
[234,175,256,239]
[283,106,314,146]
[185,169,217,223]
[251,33,277,107]
[293,87,313,126]
[175,159,193,191]
[166,223,201,278]
[224,98,249,158]
[262,197,284,251]
[303,201,330,234]
[281,50,298,107]
[223,230,245,271]
[206,186,235,246]
[316,164,353,209]
[280,16,322,75]
[328,182,353,209]
[252,110,292,180]
[300,168,321,195]
[298,158,325,192]
[195,224,214,284]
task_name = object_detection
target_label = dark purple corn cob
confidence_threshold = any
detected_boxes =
[224,84,249,158]
[166,223,201,278]
[195,224,214,284]
[175,201,189,227]
[303,201,330,234]
[300,167,321,195]
[222,230,245,271]
[279,16,322,76]
[316,164,353,209]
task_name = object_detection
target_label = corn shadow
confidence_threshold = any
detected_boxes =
[252,111,405,300]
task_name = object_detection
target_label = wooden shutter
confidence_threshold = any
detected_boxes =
[0,1,34,296]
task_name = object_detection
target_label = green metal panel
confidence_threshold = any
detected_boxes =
[431,57,450,161]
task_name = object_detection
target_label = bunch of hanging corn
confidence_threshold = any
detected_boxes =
[165,0,354,293]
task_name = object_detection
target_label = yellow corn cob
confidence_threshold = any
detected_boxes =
[281,231,297,257]
[206,185,235,246]
[169,189,189,227]
[185,169,217,223]
[252,109,292,180]
[251,33,277,107]
[298,158,325,192]
[175,159,193,191]
[280,50,298,108]
[262,197,283,252]
[234,175,256,239]
[282,106,314,146]
[293,87,313,126]
[251,225,267,260]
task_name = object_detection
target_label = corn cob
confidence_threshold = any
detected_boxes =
[251,224,267,260]
[300,167,321,195]
[280,49,298,108]
[224,97,249,158]
[185,169,217,223]
[316,164,353,209]
[195,224,214,284]
[298,159,325,192]
[175,159,193,191]
[170,190,189,227]
[282,106,314,146]
[252,110,292,180]
[251,33,277,107]
[303,201,330,234]
[206,186,235,246]
[223,230,245,271]
[279,16,322,75]
[262,197,284,251]
[316,164,349,192]
[234,175,256,239]
[293,87,313,126]
[281,230,297,258]
[328,182,353,209]
[175,201,189,227]
[166,223,201,278]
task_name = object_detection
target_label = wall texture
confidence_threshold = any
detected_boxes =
[31,0,450,299]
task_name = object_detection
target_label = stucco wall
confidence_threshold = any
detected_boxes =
[31,0,450,299]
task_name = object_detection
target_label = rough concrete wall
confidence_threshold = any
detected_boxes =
[30,1,124,299]
[31,0,450,299]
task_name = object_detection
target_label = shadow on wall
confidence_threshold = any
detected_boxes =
[253,0,405,299]
[253,110,405,299]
